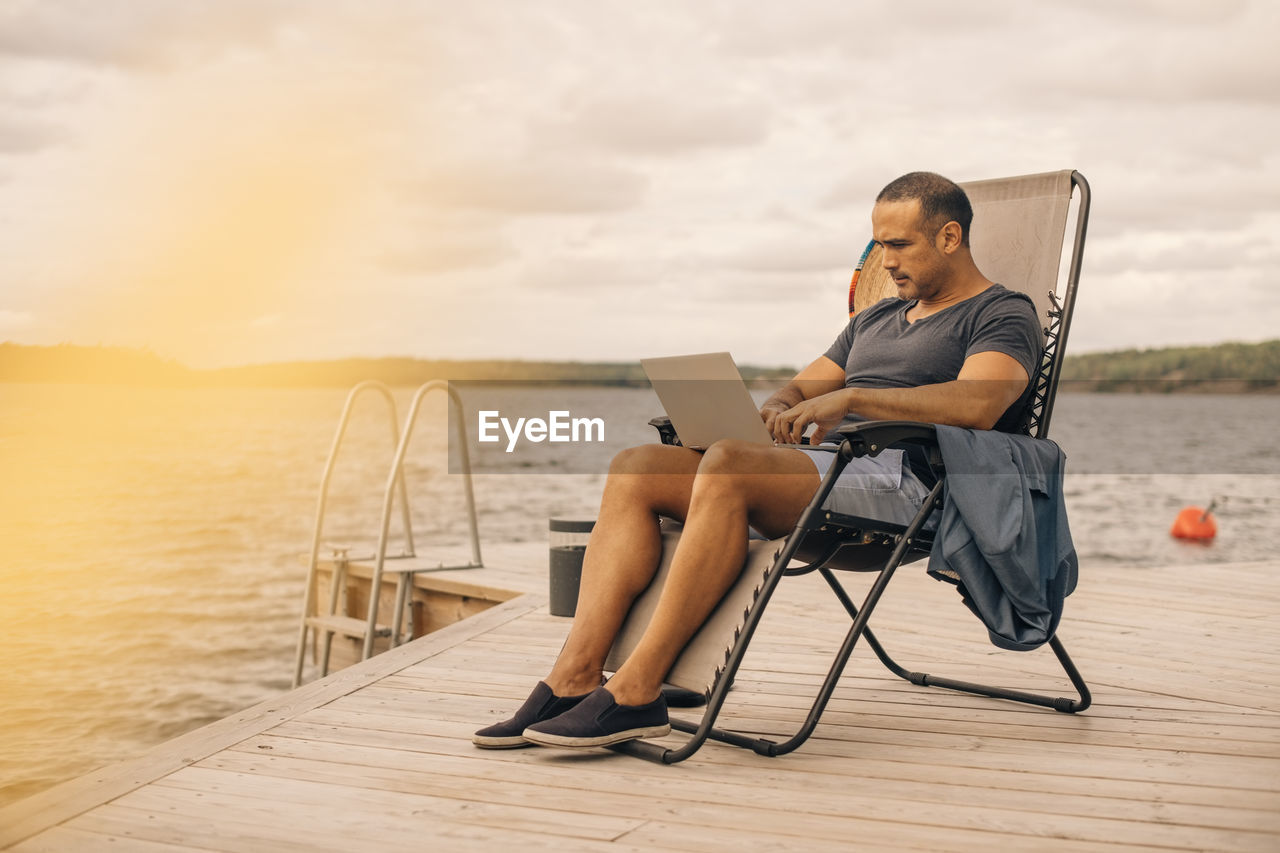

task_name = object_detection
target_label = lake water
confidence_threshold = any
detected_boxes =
[1,383,1277,806]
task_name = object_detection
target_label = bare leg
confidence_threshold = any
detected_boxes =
[542,443,703,697]
[476,441,813,748]
[605,440,820,705]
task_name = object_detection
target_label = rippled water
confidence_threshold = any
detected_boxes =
[0,384,1276,805]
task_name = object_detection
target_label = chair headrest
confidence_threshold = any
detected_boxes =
[848,170,1076,335]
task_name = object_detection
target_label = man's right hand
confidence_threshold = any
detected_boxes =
[769,389,855,445]
[758,355,847,443]
[759,400,791,439]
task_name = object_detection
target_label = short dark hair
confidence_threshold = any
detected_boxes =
[876,171,973,246]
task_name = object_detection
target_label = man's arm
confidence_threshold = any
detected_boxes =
[771,350,1030,444]
[759,356,845,439]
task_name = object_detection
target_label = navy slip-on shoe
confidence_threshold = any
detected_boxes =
[522,686,670,749]
[472,681,593,749]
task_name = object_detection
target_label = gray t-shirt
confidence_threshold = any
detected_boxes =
[822,284,1042,435]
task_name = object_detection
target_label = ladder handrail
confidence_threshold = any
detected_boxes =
[293,380,413,687]
[362,380,482,660]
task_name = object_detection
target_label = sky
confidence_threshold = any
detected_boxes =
[0,0,1277,368]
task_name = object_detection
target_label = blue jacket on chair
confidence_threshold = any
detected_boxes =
[927,425,1078,651]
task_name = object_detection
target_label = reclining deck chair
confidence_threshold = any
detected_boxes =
[607,170,1092,764]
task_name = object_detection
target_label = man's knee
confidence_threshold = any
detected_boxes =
[686,441,764,507]
[696,439,764,478]
[608,444,667,476]
[691,440,818,516]
[603,444,699,519]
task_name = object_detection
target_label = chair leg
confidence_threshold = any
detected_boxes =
[898,633,1090,713]
[765,553,909,756]
[615,481,942,763]
[820,568,1091,713]
[614,495,827,764]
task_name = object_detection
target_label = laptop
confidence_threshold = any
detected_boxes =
[640,352,774,450]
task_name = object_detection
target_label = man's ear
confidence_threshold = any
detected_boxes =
[936,220,963,254]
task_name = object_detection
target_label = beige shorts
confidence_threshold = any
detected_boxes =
[793,446,935,529]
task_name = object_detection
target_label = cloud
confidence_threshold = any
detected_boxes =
[715,232,863,274]
[1003,2,1280,107]
[0,116,64,153]
[709,0,1020,59]
[0,1,1275,366]
[0,0,297,69]
[379,231,515,274]
[519,253,658,295]
[1087,223,1280,276]
[0,45,396,366]
[1087,158,1280,235]
[1067,0,1251,22]
[410,157,649,215]
[819,174,888,210]
[1069,264,1280,354]
[541,93,770,156]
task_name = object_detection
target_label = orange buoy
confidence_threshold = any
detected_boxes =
[1170,504,1217,541]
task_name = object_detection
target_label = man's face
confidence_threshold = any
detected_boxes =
[871,199,950,302]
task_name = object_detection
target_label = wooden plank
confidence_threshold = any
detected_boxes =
[611,818,1171,853]
[221,728,1280,835]
[385,668,1280,734]
[319,689,1280,791]
[347,679,1280,758]
[142,766,643,841]
[161,753,1249,853]
[76,789,648,853]
[264,715,1280,812]
[455,571,1280,676]
[9,826,203,853]
[73,804,372,853]
[0,596,542,850]
[304,613,388,639]
[8,558,1280,852]
[436,641,1280,714]
[332,540,549,602]
[290,703,1280,810]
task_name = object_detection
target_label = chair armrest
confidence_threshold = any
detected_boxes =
[831,420,938,460]
[648,415,682,446]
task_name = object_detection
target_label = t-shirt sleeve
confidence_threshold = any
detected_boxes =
[965,292,1042,379]
[823,320,857,370]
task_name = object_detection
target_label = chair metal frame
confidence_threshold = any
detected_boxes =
[619,171,1093,764]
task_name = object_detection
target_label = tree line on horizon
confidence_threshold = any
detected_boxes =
[1,340,1277,392]
[1057,339,1280,392]
[0,343,793,387]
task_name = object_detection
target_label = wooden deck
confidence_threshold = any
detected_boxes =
[3,548,1278,852]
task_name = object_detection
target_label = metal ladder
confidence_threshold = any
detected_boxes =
[292,379,482,687]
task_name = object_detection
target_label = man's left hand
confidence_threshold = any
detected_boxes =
[770,390,853,445]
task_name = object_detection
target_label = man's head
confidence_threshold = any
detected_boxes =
[871,171,977,303]
[875,171,973,247]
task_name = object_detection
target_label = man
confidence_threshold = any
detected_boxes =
[473,171,1042,749]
